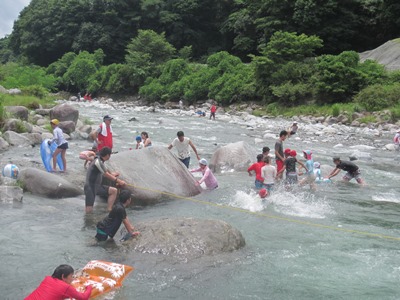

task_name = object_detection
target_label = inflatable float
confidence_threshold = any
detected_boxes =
[69,260,133,299]
[40,139,64,172]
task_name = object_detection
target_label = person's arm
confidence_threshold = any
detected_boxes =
[247,164,254,176]
[189,140,200,160]
[276,165,286,177]
[167,144,173,150]
[297,161,308,173]
[104,171,126,187]
[327,167,340,179]
[95,127,101,145]
[65,285,92,300]
[190,167,201,173]
[144,138,151,147]
[122,218,140,236]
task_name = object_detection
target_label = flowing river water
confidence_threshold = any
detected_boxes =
[1,101,400,299]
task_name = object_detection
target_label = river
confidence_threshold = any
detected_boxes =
[1,101,400,299]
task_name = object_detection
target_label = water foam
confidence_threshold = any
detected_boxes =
[229,190,266,212]
[371,192,400,203]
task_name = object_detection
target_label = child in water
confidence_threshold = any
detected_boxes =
[277,150,307,186]
[135,135,144,149]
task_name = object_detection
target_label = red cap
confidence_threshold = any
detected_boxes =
[284,148,291,154]
[290,150,297,157]
[259,188,268,198]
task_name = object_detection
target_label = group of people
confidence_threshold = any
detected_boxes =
[248,129,366,198]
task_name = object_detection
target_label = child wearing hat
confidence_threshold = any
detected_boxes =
[135,135,144,149]
[49,119,68,172]
[277,150,307,186]
[190,158,218,190]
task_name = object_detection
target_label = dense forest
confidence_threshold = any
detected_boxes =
[0,0,400,115]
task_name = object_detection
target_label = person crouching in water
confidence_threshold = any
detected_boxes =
[49,119,68,172]
[299,150,316,190]
[261,156,276,194]
[327,157,365,185]
[95,190,140,242]
[190,158,218,190]
[277,150,307,187]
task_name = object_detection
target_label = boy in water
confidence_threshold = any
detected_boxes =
[275,130,288,179]
[135,135,144,149]
[261,156,276,194]
[277,150,307,186]
[248,154,266,189]
[95,190,140,242]
[327,157,365,185]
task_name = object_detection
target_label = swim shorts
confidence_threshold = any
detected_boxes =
[343,169,362,181]
[58,142,69,150]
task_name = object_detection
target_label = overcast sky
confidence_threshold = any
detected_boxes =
[0,0,31,38]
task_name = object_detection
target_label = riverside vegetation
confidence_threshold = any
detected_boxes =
[1,0,400,124]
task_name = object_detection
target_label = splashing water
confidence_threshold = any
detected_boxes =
[229,190,266,212]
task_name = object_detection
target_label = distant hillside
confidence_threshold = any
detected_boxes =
[360,39,400,71]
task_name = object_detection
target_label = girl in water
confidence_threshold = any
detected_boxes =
[25,264,92,299]
[141,131,152,147]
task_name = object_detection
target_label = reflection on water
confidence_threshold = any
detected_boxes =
[1,102,400,299]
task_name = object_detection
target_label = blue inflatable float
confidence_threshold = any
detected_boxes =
[40,139,64,172]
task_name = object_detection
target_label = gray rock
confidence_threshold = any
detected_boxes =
[32,114,44,124]
[3,131,32,146]
[8,88,22,95]
[0,85,7,94]
[106,147,202,205]
[21,133,42,145]
[351,120,360,127]
[210,141,257,173]
[3,119,20,132]
[19,168,83,198]
[37,119,49,126]
[50,103,79,124]
[385,144,397,151]
[31,125,47,134]
[0,186,23,202]
[127,218,245,259]
[41,132,54,141]
[35,108,51,116]
[69,96,79,101]
[5,106,29,120]
[59,120,76,134]
[78,125,92,134]
[0,137,10,150]
[22,121,33,133]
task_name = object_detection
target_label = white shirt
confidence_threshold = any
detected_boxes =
[172,137,191,159]
[261,164,276,185]
[52,127,67,146]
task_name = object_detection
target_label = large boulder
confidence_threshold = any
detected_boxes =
[5,106,29,120]
[126,218,245,259]
[209,141,257,173]
[106,147,202,205]
[3,131,32,146]
[50,103,79,124]
[59,120,76,134]
[19,168,83,198]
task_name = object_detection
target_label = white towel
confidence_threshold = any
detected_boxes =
[100,122,113,136]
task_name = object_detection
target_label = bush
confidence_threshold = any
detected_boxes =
[354,83,400,112]
[331,104,340,117]
[21,85,48,98]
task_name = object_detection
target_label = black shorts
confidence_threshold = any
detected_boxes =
[96,185,110,198]
[58,142,69,150]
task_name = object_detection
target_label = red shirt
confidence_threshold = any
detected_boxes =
[25,276,92,300]
[97,124,113,151]
[211,105,217,113]
[248,161,266,181]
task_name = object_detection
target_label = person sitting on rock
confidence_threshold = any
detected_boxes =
[288,121,298,137]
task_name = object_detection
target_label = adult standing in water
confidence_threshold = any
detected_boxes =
[210,102,217,120]
[327,157,365,185]
[84,147,126,213]
[141,131,152,147]
[168,131,200,168]
[275,130,288,179]
[95,115,113,152]
[25,264,92,299]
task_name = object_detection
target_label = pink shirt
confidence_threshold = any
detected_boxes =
[25,276,92,300]
[191,166,218,189]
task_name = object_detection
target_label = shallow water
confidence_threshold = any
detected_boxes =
[1,102,400,299]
